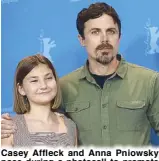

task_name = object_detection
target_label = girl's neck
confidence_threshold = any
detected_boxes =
[24,104,56,124]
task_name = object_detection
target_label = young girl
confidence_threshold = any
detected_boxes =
[1,54,77,147]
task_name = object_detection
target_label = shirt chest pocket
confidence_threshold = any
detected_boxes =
[116,100,147,131]
[65,102,91,131]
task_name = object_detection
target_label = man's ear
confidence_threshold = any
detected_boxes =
[17,83,26,96]
[78,34,86,47]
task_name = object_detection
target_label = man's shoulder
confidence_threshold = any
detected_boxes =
[126,62,158,78]
[59,66,84,84]
[59,66,84,96]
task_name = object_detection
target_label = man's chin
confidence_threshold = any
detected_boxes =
[96,56,114,65]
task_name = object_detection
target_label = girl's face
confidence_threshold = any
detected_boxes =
[18,64,57,107]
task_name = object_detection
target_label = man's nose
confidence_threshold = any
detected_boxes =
[100,32,109,43]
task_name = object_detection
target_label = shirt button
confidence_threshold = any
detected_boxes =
[103,125,107,129]
[102,104,107,108]
[75,108,78,111]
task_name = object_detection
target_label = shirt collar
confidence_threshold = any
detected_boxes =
[79,54,128,80]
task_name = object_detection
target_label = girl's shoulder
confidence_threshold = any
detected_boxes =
[54,112,76,129]
[12,114,24,123]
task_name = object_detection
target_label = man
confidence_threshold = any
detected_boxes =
[1,2,159,146]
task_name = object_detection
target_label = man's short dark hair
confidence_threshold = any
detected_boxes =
[76,2,121,38]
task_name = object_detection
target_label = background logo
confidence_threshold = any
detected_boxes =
[39,30,56,63]
[145,18,159,55]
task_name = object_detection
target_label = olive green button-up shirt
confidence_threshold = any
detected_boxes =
[60,56,159,146]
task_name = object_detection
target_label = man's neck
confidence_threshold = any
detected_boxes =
[88,57,119,76]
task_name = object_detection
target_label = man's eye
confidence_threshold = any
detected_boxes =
[91,30,99,35]
[108,30,116,35]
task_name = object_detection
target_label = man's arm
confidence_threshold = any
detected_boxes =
[1,134,13,147]
[147,73,159,136]
[1,113,16,139]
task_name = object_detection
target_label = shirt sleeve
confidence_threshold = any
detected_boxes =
[147,72,159,137]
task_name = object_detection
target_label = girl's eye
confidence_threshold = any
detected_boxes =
[30,80,38,83]
[46,77,53,80]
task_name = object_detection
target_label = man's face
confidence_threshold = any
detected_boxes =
[78,14,120,65]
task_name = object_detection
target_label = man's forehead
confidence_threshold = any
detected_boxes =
[84,14,118,30]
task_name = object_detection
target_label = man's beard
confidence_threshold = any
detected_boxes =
[95,43,114,65]
[96,52,115,65]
